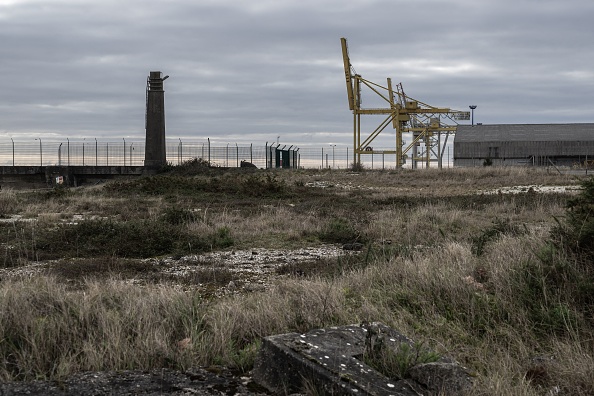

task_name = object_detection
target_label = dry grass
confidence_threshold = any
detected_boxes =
[0,167,592,395]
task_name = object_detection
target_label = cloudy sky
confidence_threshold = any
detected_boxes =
[1,0,593,147]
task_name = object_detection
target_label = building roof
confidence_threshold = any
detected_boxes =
[455,124,594,142]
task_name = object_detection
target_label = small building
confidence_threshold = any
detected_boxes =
[454,124,594,167]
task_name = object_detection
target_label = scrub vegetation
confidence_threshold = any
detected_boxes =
[0,164,592,395]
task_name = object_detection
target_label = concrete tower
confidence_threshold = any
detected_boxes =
[145,71,168,167]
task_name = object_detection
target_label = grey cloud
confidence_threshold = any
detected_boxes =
[1,0,593,144]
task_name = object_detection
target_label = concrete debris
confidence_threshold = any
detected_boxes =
[253,322,473,395]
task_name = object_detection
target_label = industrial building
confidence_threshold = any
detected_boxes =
[454,124,594,167]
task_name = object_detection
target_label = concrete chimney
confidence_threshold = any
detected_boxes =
[145,71,168,167]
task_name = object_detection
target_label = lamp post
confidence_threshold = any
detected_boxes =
[469,105,477,126]
[34,138,42,166]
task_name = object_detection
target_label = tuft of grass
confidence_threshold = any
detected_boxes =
[363,340,441,380]
[472,218,525,256]
[318,217,363,244]
[161,207,198,225]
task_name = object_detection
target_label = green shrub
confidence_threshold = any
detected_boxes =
[364,340,440,380]
[564,176,594,257]
[161,207,198,225]
[472,218,523,256]
[33,219,234,259]
[105,172,290,198]
[212,227,234,249]
[159,158,211,175]
[318,217,362,244]
[350,162,365,172]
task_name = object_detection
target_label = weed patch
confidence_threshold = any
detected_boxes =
[318,218,363,244]
[472,218,524,256]
[557,176,594,258]
[32,220,233,259]
[161,207,198,225]
[105,172,290,199]
[363,337,440,380]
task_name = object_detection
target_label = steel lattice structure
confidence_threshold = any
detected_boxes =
[341,38,470,168]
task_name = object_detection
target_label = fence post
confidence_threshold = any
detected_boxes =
[346,147,349,169]
[58,143,62,166]
[265,142,268,169]
[67,138,70,166]
[250,143,253,164]
[95,138,98,166]
[123,138,126,166]
[179,138,182,164]
[35,138,42,166]
[236,143,239,167]
[11,138,14,166]
[107,142,109,166]
[82,139,85,166]
[321,148,324,169]
[208,138,210,166]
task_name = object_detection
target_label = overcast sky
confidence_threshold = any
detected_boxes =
[1,0,593,146]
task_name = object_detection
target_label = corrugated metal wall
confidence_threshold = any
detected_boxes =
[454,140,594,166]
[455,140,594,158]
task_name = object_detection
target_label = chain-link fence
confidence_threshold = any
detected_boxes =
[0,139,456,169]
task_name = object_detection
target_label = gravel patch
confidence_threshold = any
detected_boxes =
[479,185,582,195]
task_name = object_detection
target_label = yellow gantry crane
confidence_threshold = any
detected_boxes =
[341,38,470,168]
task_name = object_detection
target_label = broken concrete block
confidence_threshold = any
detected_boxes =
[253,322,473,395]
[408,362,474,394]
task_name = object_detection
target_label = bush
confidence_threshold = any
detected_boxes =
[318,218,362,244]
[33,219,234,259]
[104,172,290,198]
[161,208,198,225]
[471,218,523,256]
[350,162,365,172]
[564,176,594,257]
[159,158,211,175]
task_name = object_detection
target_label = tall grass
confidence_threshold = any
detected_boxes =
[0,168,591,394]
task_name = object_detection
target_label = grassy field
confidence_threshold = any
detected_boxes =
[0,162,592,395]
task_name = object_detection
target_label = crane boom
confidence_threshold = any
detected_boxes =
[340,38,356,111]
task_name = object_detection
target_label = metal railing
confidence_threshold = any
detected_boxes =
[0,138,456,170]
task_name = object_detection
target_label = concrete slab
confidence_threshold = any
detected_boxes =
[253,322,472,395]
